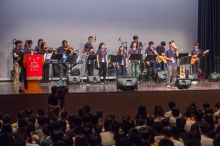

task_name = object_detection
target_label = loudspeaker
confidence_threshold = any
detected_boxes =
[70,68,80,76]
[175,78,191,89]
[117,77,138,91]
[155,71,167,82]
[66,76,81,85]
[208,73,220,82]
[187,73,198,81]
[87,76,101,84]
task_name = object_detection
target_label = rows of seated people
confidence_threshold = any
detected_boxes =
[0,101,220,146]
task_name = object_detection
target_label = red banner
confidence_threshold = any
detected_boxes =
[26,54,43,80]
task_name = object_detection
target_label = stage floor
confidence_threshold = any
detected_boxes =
[1,80,220,95]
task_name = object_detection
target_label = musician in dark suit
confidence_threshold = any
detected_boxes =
[188,42,203,73]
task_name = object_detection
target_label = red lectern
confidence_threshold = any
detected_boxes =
[20,54,44,93]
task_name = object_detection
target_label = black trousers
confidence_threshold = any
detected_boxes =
[146,61,156,80]
[99,62,107,82]
[87,64,94,76]
[42,64,50,83]
[192,61,200,73]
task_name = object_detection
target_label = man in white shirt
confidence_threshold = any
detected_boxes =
[184,111,195,132]
[164,101,176,118]
[153,122,164,143]
[199,122,213,146]
[213,102,220,117]
[162,125,184,146]
[154,107,164,122]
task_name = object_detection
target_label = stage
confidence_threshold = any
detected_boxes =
[1,80,220,123]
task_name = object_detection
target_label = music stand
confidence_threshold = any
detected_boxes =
[51,53,63,60]
[178,53,188,59]
[144,55,157,82]
[129,54,142,78]
[110,55,122,84]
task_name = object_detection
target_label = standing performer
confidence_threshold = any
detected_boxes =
[117,46,128,76]
[188,42,203,73]
[57,40,76,84]
[12,40,22,85]
[87,46,95,76]
[96,43,108,85]
[41,42,53,85]
[164,41,179,88]
[83,36,93,76]
[128,41,141,77]
[145,41,158,81]
[35,39,43,53]
[130,35,143,53]
[24,40,34,53]
[156,41,167,70]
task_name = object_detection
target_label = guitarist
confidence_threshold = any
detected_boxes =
[145,41,158,82]
[164,41,179,88]
[130,35,143,53]
[188,42,203,73]
[156,41,167,70]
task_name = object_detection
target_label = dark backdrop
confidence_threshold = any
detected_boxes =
[198,0,220,76]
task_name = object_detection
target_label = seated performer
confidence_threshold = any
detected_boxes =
[117,46,128,76]
[87,46,95,76]
[40,42,54,85]
[35,39,43,53]
[156,41,167,70]
[96,43,108,85]
[128,41,141,77]
[145,41,158,81]
[188,42,203,73]
[83,36,93,76]
[12,40,22,85]
[57,40,76,84]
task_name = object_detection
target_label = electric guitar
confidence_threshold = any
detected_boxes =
[190,50,209,65]
[180,68,186,78]
[156,55,167,63]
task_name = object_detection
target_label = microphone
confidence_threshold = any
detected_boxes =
[94,36,96,42]
[118,37,121,42]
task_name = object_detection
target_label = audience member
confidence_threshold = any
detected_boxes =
[191,110,203,131]
[199,122,213,146]
[213,102,220,117]
[164,101,176,118]
[176,117,188,143]
[183,111,195,132]
[169,107,181,124]
[152,121,164,143]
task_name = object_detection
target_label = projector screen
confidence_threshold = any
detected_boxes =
[0,0,198,79]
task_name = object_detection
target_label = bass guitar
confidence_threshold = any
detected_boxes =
[190,50,209,65]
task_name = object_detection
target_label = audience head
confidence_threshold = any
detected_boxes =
[204,108,213,115]
[202,101,210,110]
[94,124,102,134]
[96,110,104,119]
[155,107,164,117]
[161,118,169,127]
[88,133,102,146]
[51,129,64,143]
[37,115,46,126]
[188,130,201,141]
[172,107,180,117]
[199,122,211,135]
[67,114,75,129]
[75,134,89,146]
[215,102,220,110]
[104,117,113,131]
[60,135,73,146]
[3,114,11,124]
[176,117,186,130]
[83,123,93,138]
[184,111,192,118]
[36,108,45,117]
[27,114,36,124]
[51,86,58,94]
[168,101,176,110]
[186,138,201,146]
[193,110,203,121]
[214,137,220,146]
[153,121,163,134]
[74,115,82,126]
[25,109,33,117]
[139,127,151,140]
[128,128,142,146]
[1,123,12,133]
[78,108,86,117]
[111,120,121,133]
[84,105,91,113]
[146,116,154,127]
[18,117,27,129]
[82,113,91,123]
[59,109,68,120]
[162,125,175,139]
[158,138,174,146]
[75,125,84,136]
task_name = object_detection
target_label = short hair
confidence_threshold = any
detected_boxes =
[3,114,11,124]
[60,109,68,119]
[133,35,138,40]
[82,113,91,123]
[18,117,27,129]
[172,107,180,117]
[202,101,210,109]
[15,40,20,45]
[88,133,101,146]
[200,122,211,134]
[51,86,58,94]
[204,108,213,115]
[84,105,91,113]
[13,131,27,146]
[1,124,12,133]
[155,107,164,116]
[176,117,186,129]
[51,129,64,142]
[158,138,174,146]
[194,42,199,46]
[168,101,176,109]
[27,114,36,124]
[88,36,93,40]
[215,102,220,108]
[83,123,93,138]
[75,134,89,146]
[194,110,203,121]
[78,108,86,117]
[74,126,84,135]
[96,110,103,118]
[104,117,112,131]
[161,41,166,46]
[153,121,163,134]
[94,124,102,134]
[27,40,33,45]
[17,111,26,119]
[62,40,67,46]
[148,41,154,45]
[37,108,45,116]
[74,115,82,126]
[184,111,192,118]
[25,109,33,117]
[128,128,142,145]
[139,127,151,140]
[161,118,169,127]
[42,125,50,136]
[188,130,201,141]
[60,135,73,146]
[146,116,154,127]
[186,138,201,146]
[162,125,175,138]
[111,120,121,132]
[37,115,46,126]
[117,137,129,146]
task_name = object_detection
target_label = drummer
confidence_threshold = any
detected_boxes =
[87,46,95,76]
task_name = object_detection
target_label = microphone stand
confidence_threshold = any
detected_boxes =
[118,37,128,52]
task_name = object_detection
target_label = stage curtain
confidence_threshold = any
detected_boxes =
[198,0,220,76]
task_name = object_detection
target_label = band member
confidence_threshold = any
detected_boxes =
[96,43,108,84]
[87,46,95,76]
[35,39,43,53]
[41,42,53,85]
[12,40,22,85]
[188,42,202,73]
[19,40,24,82]
[24,40,28,50]
[117,46,128,76]
[164,41,179,88]
[156,41,167,70]
[128,41,141,77]
[145,41,158,81]
[130,35,143,53]
[57,40,75,84]
[24,40,34,53]
[83,36,93,76]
